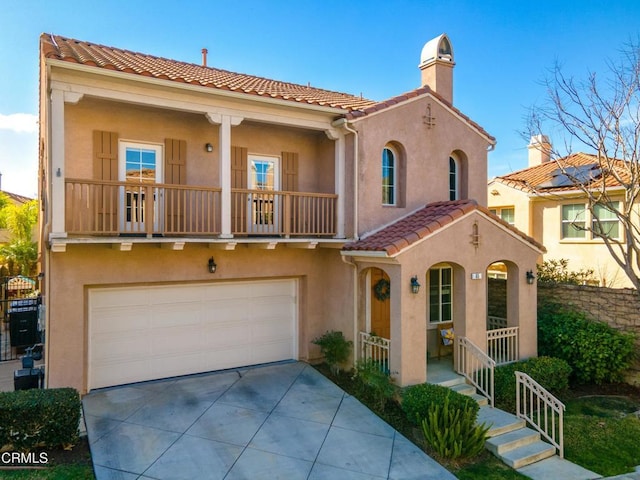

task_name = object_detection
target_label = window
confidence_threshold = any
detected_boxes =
[382,147,396,205]
[489,207,515,225]
[429,267,453,323]
[562,204,586,239]
[449,157,458,201]
[592,202,620,239]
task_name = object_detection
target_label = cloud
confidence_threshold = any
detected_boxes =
[0,113,38,134]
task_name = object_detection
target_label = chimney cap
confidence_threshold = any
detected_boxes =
[419,33,454,68]
[528,134,551,146]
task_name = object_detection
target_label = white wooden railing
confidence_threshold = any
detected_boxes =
[487,326,519,365]
[456,336,495,407]
[487,315,507,330]
[359,332,390,373]
[516,371,565,457]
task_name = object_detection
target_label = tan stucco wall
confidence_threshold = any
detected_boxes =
[45,245,353,393]
[353,211,540,387]
[353,96,491,236]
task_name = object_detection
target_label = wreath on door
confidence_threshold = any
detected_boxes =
[373,278,391,301]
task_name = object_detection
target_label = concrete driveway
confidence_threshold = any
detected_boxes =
[83,361,455,480]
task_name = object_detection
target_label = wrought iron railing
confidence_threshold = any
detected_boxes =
[516,371,565,457]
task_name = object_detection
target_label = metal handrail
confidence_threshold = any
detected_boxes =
[457,336,495,407]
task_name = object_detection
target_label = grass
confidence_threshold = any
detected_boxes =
[0,465,94,479]
[564,395,640,477]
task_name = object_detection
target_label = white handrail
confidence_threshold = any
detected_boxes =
[359,332,390,373]
[516,371,565,458]
[456,336,495,407]
[487,326,519,365]
[487,315,507,330]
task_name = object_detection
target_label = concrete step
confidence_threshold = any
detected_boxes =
[470,392,489,406]
[450,383,475,396]
[436,375,467,388]
[477,405,526,438]
[485,427,540,455]
[500,440,556,469]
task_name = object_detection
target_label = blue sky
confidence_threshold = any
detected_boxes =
[1,0,639,197]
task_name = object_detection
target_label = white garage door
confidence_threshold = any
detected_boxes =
[88,279,297,390]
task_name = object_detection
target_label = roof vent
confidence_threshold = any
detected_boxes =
[201,48,208,67]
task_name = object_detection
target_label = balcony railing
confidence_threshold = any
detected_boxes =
[65,179,337,237]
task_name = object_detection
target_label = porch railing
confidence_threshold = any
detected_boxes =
[457,336,495,407]
[487,315,507,330]
[359,332,390,373]
[516,371,565,457]
[65,179,337,237]
[231,189,337,236]
[487,326,519,365]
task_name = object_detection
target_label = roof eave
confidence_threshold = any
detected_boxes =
[45,58,352,116]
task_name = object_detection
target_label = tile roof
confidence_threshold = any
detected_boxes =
[40,34,377,111]
[1,190,32,205]
[343,200,543,256]
[494,153,630,193]
[345,85,496,143]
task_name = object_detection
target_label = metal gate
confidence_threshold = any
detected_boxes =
[1,276,42,362]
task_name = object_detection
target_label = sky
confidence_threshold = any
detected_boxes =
[1,0,640,198]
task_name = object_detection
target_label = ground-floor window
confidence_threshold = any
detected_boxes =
[429,266,452,323]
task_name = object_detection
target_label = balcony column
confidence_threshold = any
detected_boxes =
[49,89,83,241]
[206,113,243,238]
[327,129,345,238]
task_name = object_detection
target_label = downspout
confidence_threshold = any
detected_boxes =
[341,254,359,367]
[332,118,360,240]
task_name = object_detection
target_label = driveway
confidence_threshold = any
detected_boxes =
[83,361,455,479]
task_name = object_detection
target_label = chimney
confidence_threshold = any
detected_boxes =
[419,33,455,104]
[528,135,552,167]
[201,48,208,67]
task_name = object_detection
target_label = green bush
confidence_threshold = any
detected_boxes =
[401,383,479,426]
[494,356,572,412]
[352,359,396,410]
[421,396,490,460]
[312,330,352,374]
[538,302,636,384]
[0,387,81,451]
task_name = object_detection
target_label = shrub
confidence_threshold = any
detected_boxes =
[536,259,595,285]
[421,396,490,460]
[494,356,572,412]
[0,388,81,451]
[312,330,352,374]
[401,383,479,426]
[352,359,396,410]
[538,302,636,384]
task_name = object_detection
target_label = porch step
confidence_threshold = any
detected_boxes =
[469,392,489,406]
[485,427,540,455]
[500,440,556,469]
[477,406,526,437]
[449,383,475,396]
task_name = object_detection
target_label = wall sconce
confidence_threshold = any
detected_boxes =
[526,270,535,285]
[208,257,217,273]
[205,143,214,153]
[410,276,421,294]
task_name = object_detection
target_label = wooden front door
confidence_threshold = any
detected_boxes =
[370,268,391,339]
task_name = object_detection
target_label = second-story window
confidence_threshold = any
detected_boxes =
[489,207,515,225]
[382,147,396,205]
[449,156,458,201]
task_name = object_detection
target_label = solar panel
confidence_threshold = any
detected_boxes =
[538,165,601,189]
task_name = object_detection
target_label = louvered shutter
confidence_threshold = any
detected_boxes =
[164,139,187,232]
[93,131,118,231]
[231,146,248,233]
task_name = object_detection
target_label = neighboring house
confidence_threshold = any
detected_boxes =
[40,33,542,394]
[488,135,631,287]
[0,189,34,244]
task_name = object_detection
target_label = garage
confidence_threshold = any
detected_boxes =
[88,279,297,390]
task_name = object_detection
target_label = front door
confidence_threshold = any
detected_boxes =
[247,155,280,234]
[119,142,163,233]
[370,268,391,339]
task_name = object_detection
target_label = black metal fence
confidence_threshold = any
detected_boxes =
[0,276,42,362]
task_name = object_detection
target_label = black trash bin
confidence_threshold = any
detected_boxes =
[9,298,40,347]
[14,368,40,390]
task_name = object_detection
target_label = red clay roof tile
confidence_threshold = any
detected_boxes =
[343,199,544,255]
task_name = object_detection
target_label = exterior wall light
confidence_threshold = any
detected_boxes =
[205,143,214,152]
[410,276,421,294]
[208,257,217,273]
[526,270,535,285]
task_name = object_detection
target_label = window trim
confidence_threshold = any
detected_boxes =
[429,266,453,324]
[560,202,622,241]
[382,146,397,206]
[449,156,458,201]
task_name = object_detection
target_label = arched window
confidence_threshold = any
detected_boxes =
[382,147,396,205]
[449,156,458,201]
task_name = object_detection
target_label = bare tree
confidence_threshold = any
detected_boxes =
[527,41,640,290]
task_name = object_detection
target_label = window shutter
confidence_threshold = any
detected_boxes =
[165,138,187,185]
[93,131,118,231]
[231,146,248,189]
[282,151,299,192]
[93,130,118,180]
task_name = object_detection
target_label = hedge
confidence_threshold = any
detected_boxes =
[401,383,479,425]
[0,388,81,451]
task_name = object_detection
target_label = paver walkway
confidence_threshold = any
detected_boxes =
[83,361,456,479]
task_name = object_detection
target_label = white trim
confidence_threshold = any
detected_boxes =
[382,146,398,206]
[365,269,372,333]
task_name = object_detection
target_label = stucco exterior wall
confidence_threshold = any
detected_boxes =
[46,245,353,393]
[353,97,491,236]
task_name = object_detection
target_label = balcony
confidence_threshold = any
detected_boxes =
[64,179,337,238]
